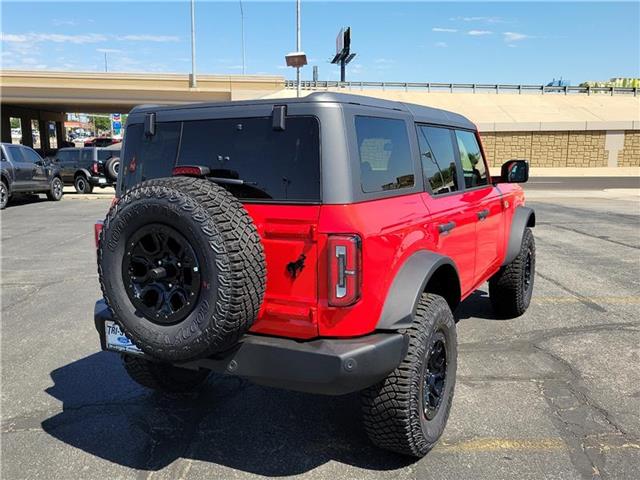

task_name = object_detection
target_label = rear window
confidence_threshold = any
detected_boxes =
[98,149,120,161]
[121,117,320,202]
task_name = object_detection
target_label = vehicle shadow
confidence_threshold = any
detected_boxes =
[454,288,500,321]
[41,352,415,476]
[4,194,48,208]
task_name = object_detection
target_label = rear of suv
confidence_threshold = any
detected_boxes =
[94,93,535,457]
[53,146,120,193]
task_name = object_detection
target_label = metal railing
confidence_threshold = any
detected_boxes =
[284,80,639,96]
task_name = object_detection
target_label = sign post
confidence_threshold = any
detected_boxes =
[331,27,356,82]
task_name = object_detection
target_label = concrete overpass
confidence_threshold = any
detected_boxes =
[1,70,638,167]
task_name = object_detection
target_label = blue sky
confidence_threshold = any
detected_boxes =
[1,1,638,84]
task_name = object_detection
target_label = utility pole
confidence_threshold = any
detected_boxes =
[296,0,301,97]
[104,52,108,72]
[190,0,197,88]
[239,0,246,75]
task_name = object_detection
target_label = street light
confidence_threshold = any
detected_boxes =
[285,0,306,97]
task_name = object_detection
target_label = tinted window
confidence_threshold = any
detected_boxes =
[22,148,43,164]
[455,130,488,188]
[417,126,459,195]
[177,117,320,201]
[6,145,25,162]
[98,149,120,161]
[120,122,182,190]
[81,149,93,163]
[355,116,414,193]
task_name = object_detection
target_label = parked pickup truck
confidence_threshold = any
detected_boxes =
[93,93,536,457]
[1,142,64,209]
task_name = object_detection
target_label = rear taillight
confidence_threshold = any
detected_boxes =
[94,221,104,250]
[327,234,361,307]
[172,165,211,177]
[91,162,99,175]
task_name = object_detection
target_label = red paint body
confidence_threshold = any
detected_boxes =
[243,180,525,340]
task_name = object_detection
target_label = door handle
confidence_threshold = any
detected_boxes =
[438,221,456,234]
[477,209,489,221]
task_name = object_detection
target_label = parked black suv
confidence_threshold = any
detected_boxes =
[52,145,120,193]
[1,143,64,209]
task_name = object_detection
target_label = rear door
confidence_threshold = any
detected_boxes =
[22,147,48,187]
[417,125,478,296]
[454,129,503,283]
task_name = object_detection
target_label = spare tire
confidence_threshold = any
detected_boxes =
[105,156,120,181]
[98,176,266,362]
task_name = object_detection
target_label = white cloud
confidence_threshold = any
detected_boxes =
[96,48,121,53]
[52,19,78,27]
[503,32,530,42]
[452,16,505,24]
[435,42,448,48]
[468,30,493,36]
[116,35,179,42]
[374,58,394,64]
[432,27,457,33]
[1,32,107,44]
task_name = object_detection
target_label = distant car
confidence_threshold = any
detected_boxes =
[0,143,64,209]
[52,146,120,193]
[84,137,121,148]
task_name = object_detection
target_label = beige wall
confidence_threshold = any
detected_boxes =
[480,130,639,168]
[619,132,640,167]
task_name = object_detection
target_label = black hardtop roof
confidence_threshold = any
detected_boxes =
[130,92,475,129]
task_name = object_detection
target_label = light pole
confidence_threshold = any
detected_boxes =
[296,0,301,97]
[190,0,197,88]
[239,0,246,75]
[104,52,108,72]
[284,0,306,97]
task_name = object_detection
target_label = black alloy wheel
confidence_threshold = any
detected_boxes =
[0,182,8,209]
[422,333,447,421]
[122,224,201,325]
[523,248,533,291]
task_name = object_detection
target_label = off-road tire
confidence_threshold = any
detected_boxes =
[46,177,64,201]
[122,355,209,393]
[105,157,120,181]
[98,176,266,362]
[0,180,8,209]
[74,174,93,194]
[489,227,535,318]
[361,293,457,457]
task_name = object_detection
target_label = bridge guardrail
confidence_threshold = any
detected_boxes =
[284,80,638,96]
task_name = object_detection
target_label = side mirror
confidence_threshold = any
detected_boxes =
[500,159,529,183]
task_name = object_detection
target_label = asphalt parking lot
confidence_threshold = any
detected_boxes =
[1,185,639,480]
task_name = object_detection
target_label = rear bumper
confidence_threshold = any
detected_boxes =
[88,176,113,186]
[94,300,407,395]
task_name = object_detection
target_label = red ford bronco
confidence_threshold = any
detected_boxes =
[94,93,535,457]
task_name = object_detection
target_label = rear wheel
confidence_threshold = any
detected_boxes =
[361,293,457,457]
[47,177,64,201]
[105,157,120,181]
[489,227,535,318]
[122,355,209,393]
[74,175,93,194]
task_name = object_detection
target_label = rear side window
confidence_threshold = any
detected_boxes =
[6,145,25,162]
[177,116,320,202]
[120,122,181,190]
[455,130,488,188]
[417,125,459,195]
[355,116,414,193]
[81,149,93,163]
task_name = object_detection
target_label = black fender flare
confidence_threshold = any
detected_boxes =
[503,206,536,266]
[74,169,92,180]
[376,250,461,331]
[1,172,11,192]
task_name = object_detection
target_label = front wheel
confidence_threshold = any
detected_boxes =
[122,355,210,393]
[47,177,64,201]
[0,181,9,209]
[489,227,536,318]
[361,293,457,457]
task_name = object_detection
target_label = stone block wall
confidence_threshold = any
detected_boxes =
[618,132,640,167]
[479,130,638,168]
